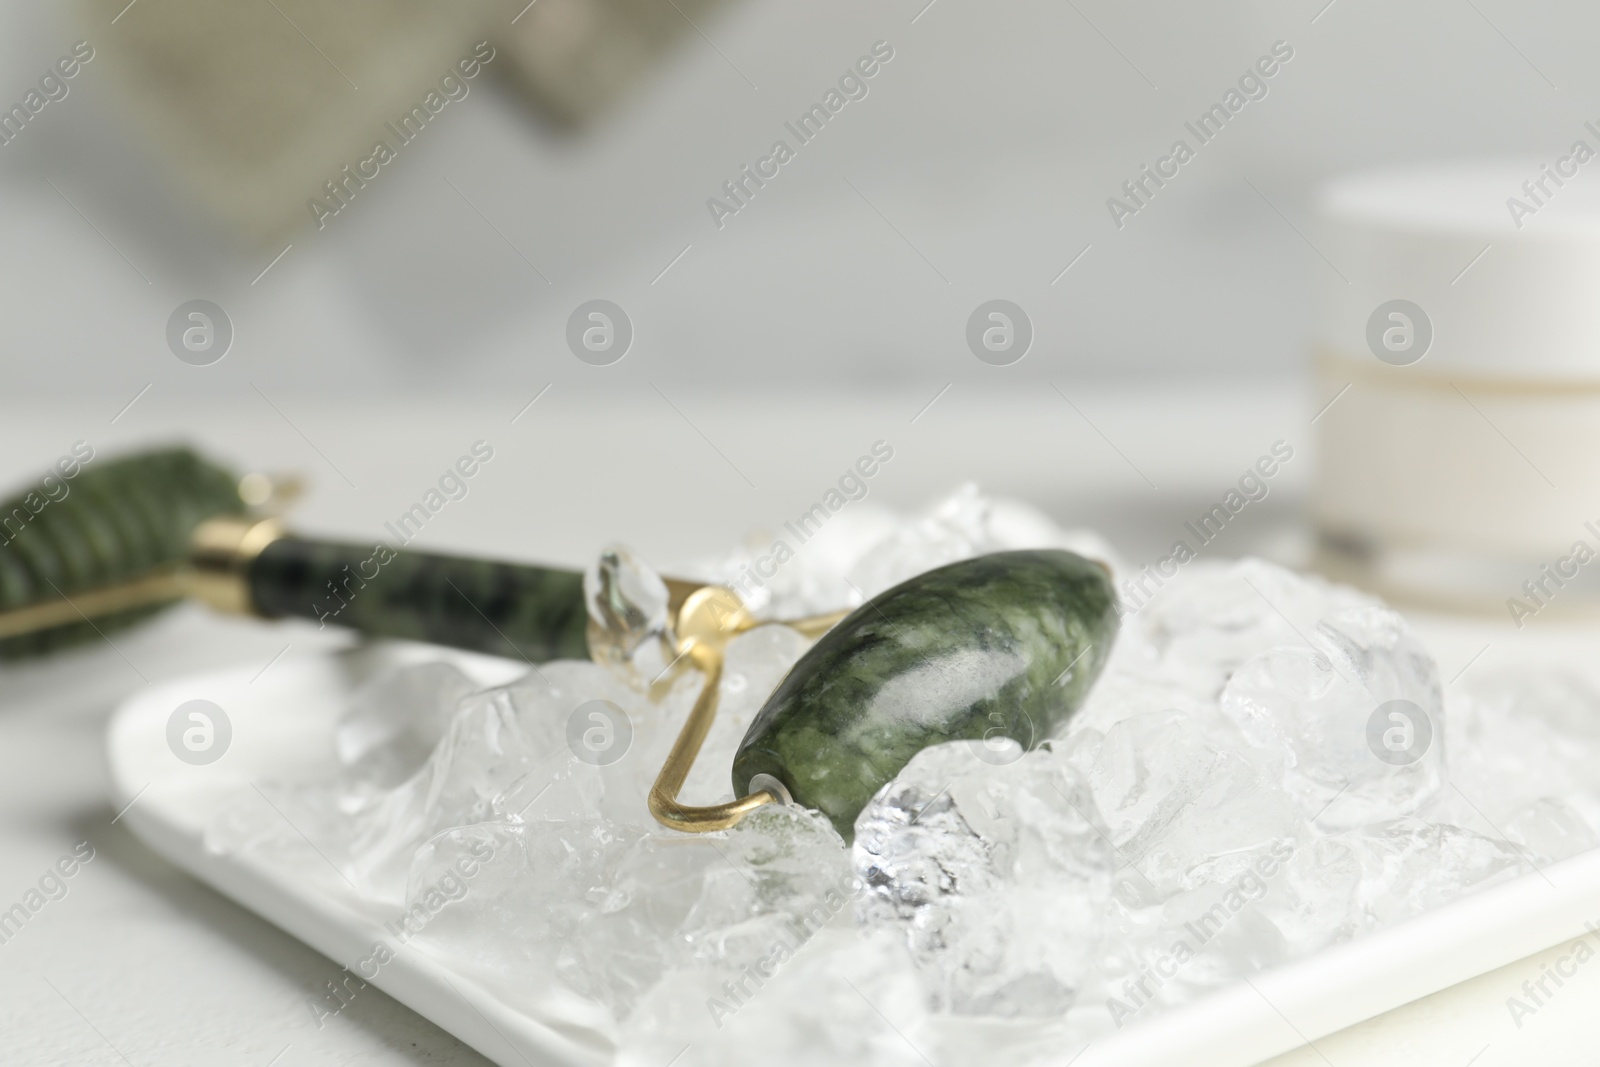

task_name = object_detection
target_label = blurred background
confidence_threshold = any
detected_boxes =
[0,0,1587,396]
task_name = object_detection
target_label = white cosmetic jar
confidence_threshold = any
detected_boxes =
[1314,161,1600,616]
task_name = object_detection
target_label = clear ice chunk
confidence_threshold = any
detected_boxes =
[1071,710,1301,897]
[402,802,855,1042]
[681,484,1113,622]
[335,661,479,790]
[342,685,545,901]
[619,927,933,1067]
[1219,604,1445,829]
[1341,818,1526,927]
[1501,797,1600,863]
[1256,835,1364,954]
[853,742,1110,1016]
[1127,559,1375,706]
[1444,669,1600,846]
[338,660,645,901]
[847,484,1114,601]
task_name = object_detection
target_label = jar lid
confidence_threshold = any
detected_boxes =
[1318,160,1600,382]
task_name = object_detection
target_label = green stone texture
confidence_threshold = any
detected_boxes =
[249,537,590,662]
[732,549,1118,840]
[0,447,244,659]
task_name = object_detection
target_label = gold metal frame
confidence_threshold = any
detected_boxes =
[646,585,848,833]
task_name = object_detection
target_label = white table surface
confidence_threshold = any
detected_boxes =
[0,386,1594,1067]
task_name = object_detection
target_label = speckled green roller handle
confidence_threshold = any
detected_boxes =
[247,536,590,662]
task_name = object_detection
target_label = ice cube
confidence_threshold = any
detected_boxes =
[1071,710,1301,897]
[487,659,673,828]
[399,819,644,1026]
[853,742,1110,1016]
[1128,560,1375,704]
[686,485,1110,622]
[1503,798,1600,864]
[339,659,648,900]
[1446,670,1600,837]
[708,508,901,620]
[411,804,854,1036]
[1257,836,1364,954]
[1219,605,1445,829]
[1343,818,1526,927]
[1156,877,1290,989]
[591,806,853,1016]
[846,484,998,600]
[619,928,933,1067]
[341,686,544,901]
[335,661,479,790]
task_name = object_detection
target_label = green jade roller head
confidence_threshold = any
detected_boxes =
[0,446,1118,840]
[730,550,1117,838]
[0,446,247,658]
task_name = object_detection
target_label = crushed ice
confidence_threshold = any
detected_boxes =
[204,486,1600,1062]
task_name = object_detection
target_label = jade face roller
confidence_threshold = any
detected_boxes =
[0,446,1119,838]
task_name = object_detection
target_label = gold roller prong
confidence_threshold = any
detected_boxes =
[645,586,852,833]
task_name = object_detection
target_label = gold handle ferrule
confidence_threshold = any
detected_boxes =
[186,515,286,616]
